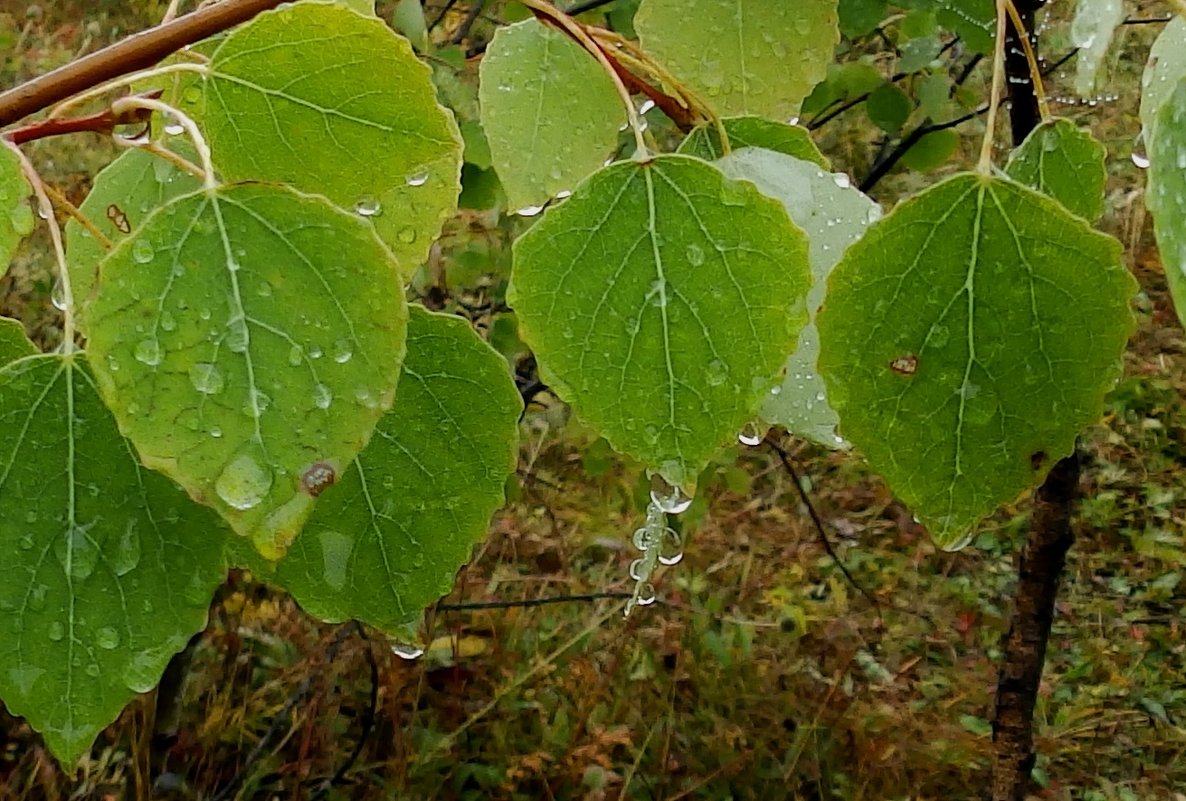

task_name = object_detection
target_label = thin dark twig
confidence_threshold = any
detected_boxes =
[859,104,986,192]
[449,0,487,45]
[311,623,377,798]
[765,438,884,620]
[564,0,619,13]
[438,591,632,611]
[427,0,461,32]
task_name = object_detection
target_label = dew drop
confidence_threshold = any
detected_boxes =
[55,524,98,581]
[133,338,162,366]
[163,122,185,136]
[47,622,64,642]
[313,383,333,409]
[226,318,249,353]
[354,197,383,217]
[686,243,705,266]
[390,642,424,660]
[28,584,48,611]
[628,558,648,582]
[110,520,141,577]
[209,426,223,438]
[649,473,692,515]
[332,339,353,363]
[738,421,763,447]
[397,226,417,243]
[131,239,155,264]
[515,204,545,217]
[657,528,683,566]
[189,362,224,395]
[632,527,654,551]
[95,626,120,650]
[159,311,177,332]
[635,583,657,606]
[832,172,852,189]
[242,389,271,418]
[214,453,273,511]
[706,359,728,386]
[51,279,67,311]
[406,170,429,187]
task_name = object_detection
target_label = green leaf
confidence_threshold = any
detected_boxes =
[677,116,828,168]
[65,142,203,313]
[508,155,811,488]
[0,144,35,277]
[899,0,994,54]
[0,354,226,765]
[0,317,35,366]
[1070,0,1123,96]
[200,1,462,276]
[84,184,407,559]
[478,19,626,212]
[838,0,887,37]
[716,148,880,449]
[635,0,840,119]
[866,83,912,133]
[817,174,1135,549]
[235,307,520,631]
[1005,118,1106,222]
[901,128,960,172]
[1147,80,1186,328]
[1140,16,1186,142]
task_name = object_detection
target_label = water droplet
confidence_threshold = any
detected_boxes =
[406,171,429,187]
[515,204,545,217]
[686,244,705,266]
[313,383,333,409]
[209,426,223,438]
[110,520,141,576]
[28,584,48,611]
[51,279,67,311]
[132,239,155,264]
[706,359,728,386]
[1132,132,1150,169]
[163,121,185,136]
[133,338,162,367]
[649,473,692,515]
[832,173,852,189]
[242,389,271,417]
[95,626,120,649]
[332,339,353,363]
[628,558,649,582]
[226,318,249,353]
[354,197,383,217]
[47,622,64,642]
[657,528,683,566]
[738,421,763,447]
[214,453,273,511]
[159,311,177,332]
[55,524,98,581]
[390,642,424,660]
[397,226,417,243]
[635,583,657,606]
[189,362,224,395]
[632,527,654,551]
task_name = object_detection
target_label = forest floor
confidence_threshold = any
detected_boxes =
[1,2,1185,800]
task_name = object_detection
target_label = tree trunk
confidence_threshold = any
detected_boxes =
[990,4,1076,800]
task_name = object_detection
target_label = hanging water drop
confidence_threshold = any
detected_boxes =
[635,583,657,606]
[657,528,683,566]
[51,279,67,311]
[649,472,692,514]
[391,642,424,660]
[516,204,545,217]
[1132,133,1150,169]
[163,121,185,136]
[738,421,763,447]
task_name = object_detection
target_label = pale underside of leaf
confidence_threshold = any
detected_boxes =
[200,1,462,277]
[1070,0,1124,96]
[0,355,226,765]
[509,155,811,489]
[84,184,407,559]
[233,306,521,632]
[478,18,626,211]
[1147,80,1186,327]
[1140,16,1186,143]
[817,174,1135,548]
[1004,118,1106,222]
[635,0,840,120]
[716,147,880,448]
[0,144,35,278]
[677,116,829,168]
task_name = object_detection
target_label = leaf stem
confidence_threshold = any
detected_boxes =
[110,96,216,189]
[46,63,207,121]
[517,0,648,156]
[979,0,1010,174]
[6,141,76,354]
[0,0,284,129]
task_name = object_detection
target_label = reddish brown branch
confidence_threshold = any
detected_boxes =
[6,91,161,145]
[0,0,287,130]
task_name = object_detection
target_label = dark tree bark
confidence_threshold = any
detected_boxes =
[990,3,1079,800]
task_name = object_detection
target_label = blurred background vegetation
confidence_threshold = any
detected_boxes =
[1,1,1184,799]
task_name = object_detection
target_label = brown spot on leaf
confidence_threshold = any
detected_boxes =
[106,203,131,234]
[301,462,336,497]
[889,354,918,376]
[1030,451,1047,471]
